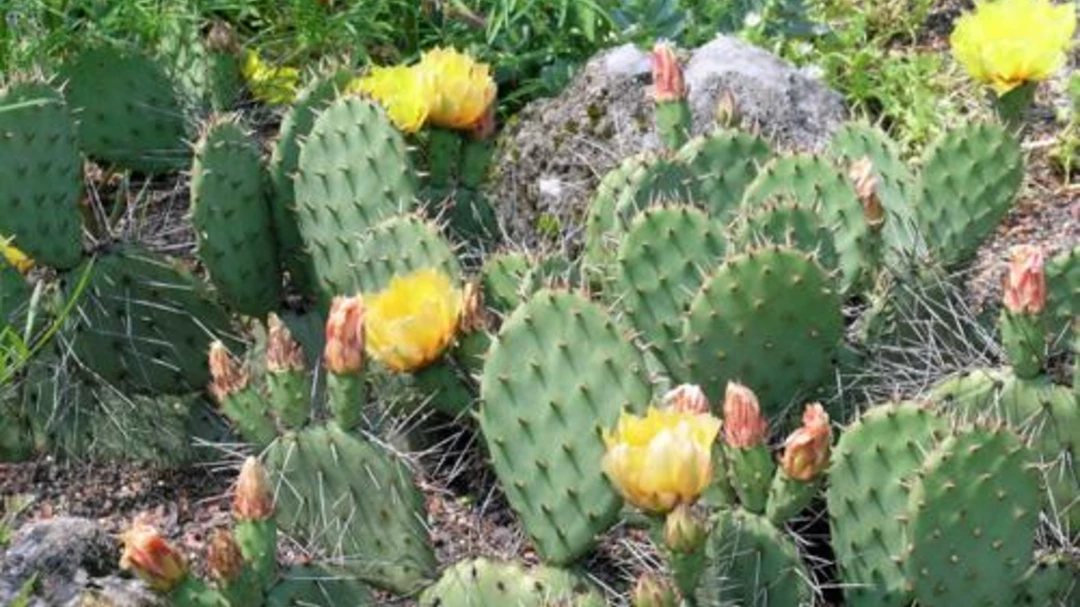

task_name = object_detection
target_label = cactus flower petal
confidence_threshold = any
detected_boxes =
[780,403,832,481]
[234,457,274,521]
[662,384,710,415]
[1002,244,1046,315]
[324,295,365,374]
[119,520,187,592]
[364,268,463,373]
[651,42,687,102]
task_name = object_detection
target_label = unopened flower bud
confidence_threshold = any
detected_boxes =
[849,157,884,228]
[1002,244,1046,315]
[267,313,305,373]
[722,382,767,448]
[714,90,740,129]
[324,295,365,374]
[632,573,679,607]
[662,384,710,415]
[458,280,488,333]
[234,457,274,521]
[663,504,706,554]
[206,19,239,54]
[119,519,187,592]
[207,528,244,583]
[209,341,249,403]
[780,403,831,481]
[651,42,686,103]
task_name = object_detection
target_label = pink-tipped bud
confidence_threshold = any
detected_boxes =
[119,519,188,592]
[663,504,706,554]
[267,313,305,373]
[632,572,680,607]
[651,42,686,103]
[662,384,710,415]
[234,457,274,521]
[323,295,365,374]
[722,382,768,448]
[206,528,244,583]
[849,157,884,228]
[780,403,831,481]
[1002,245,1046,315]
[458,280,489,333]
[209,341,249,403]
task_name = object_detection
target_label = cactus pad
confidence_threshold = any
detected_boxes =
[265,565,375,606]
[1,260,29,327]
[675,129,772,222]
[683,247,843,416]
[481,251,532,315]
[353,215,461,294]
[613,157,696,229]
[615,205,726,380]
[732,200,839,273]
[583,153,652,271]
[1046,245,1078,336]
[479,290,652,563]
[191,115,280,316]
[1012,553,1078,606]
[418,558,605,607]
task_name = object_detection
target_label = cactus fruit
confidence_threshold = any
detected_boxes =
[479,290,653,563]
[906,427,1040,607]
[66,247,238,393]
[294,96,417,297]
[0,81,83,269]
[695,508,815,606]
[674,130,772,223]
[683,247,843,417]
[353,215,461,294]
[827,402,948,607]
[418,558,606,607]
[191,115,281,316]
[264,424,436,593]
[615,206,726,379]
[61,45,192,173]
[732,199,839,274]
[915,122,1023,267]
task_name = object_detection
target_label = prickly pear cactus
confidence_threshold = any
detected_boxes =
[479,290,652,563]
[0,81,83,269]
[481,250,532,315]
[62,45,192,173]
[265,565,375,606]
[191,115,281,316]
[582,153,654,271]
[418,558,606,607]
[683,247,843,417]
[827,402,948,607]
[294,96,416,297]
[612,157,696,230]
[907,427,1040,607]
[732,199,839,273]
[616,205,726,379]
[1011,553,1078,606]
[353,215,461,294]
[1046,245,1078,336]
[65,247,238,393]
[695,508,815,606]
[675,129,772,222]
[915,122,1023,267]
[1,260,29,327]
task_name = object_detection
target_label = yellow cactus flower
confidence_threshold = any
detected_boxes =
[416,47,497,130]
[364,268,463,372]
[0,236,33,274]
[240,49,300,106]
[352,65,432,134]
[601,406,722,514]
[951,0,1076,95]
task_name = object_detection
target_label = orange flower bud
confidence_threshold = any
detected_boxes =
[722,382,768,448]
[662,384,710,415]
[324,295,365,374]
[780,403,831,481]
[849,157,885,228]
[206,528,244,583]
[119,520,187,591]
[234,457,274,521]
[1002,244,1046,315]
[651,42,686,103]
[267,313,305,373]
[209,341,249,403]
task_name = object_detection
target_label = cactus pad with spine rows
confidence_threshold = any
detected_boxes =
[615,205,726,380]
[675,129,772,222]
[479,290,652,564]
[732,199,839,273]
[0,81,83,269]
[1046,245,1079,337]
[583,153,653,271]
[418,558,605,607]
[1,260,29,327]
[294,96,416,297]
[191,115,280,316]
[612,157,696,230]
[683,247,843,416]
[264,565,375,606]
[353,215,461,294]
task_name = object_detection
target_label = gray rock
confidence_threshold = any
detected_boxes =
[486,36,847,249]
[0,517,163,607]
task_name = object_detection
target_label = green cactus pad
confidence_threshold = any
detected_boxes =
[827,122,921,264]
[418,558,606,607]
[915,123,1023,267]
[732,200,839,273]
[479,290,652,564]
[695,508,814,606]
[65,247,238,393]
[683,247,843,416]
[265,565,375,606]
[0,81,83,269]
[294,96,416,297]
[1012,553,1078,606]
[191,115,281,316]
[827,402,948,607]
[1046,245,1079,337]
[268,69,354,295]
[907,427,1040,607]
[742,155,874,292]
[613,157,696,229]
[264,424,436,594]
[480,251,532,315]
[353,215,461,294]
[1,261,29,328]
[583,153,652,271]
[61,45,191,173]
[615,205,726,380]
[675,129,772,223]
